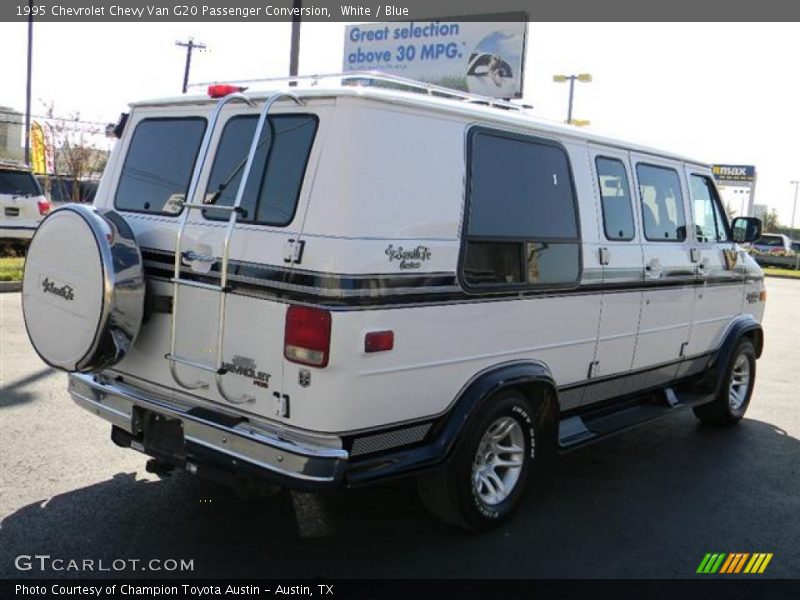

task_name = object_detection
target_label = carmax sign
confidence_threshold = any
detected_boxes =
[712,165,756,186]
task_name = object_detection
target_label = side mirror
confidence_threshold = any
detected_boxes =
[731,217,762,243]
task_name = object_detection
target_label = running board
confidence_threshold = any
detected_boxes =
[558,388,714,450]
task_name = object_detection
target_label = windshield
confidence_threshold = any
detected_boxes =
[0,169,42,196]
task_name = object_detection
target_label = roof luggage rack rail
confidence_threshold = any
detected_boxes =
[189,70,530,112]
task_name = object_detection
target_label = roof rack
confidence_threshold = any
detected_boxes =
[189,70,530,112]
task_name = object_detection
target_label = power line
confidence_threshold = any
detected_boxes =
[0,109,110,128]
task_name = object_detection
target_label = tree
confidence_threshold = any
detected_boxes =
[42,103,109,202]
[761,208,780,233]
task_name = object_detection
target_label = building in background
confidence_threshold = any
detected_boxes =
[0,106,24,162]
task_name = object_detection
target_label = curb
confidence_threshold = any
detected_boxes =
[0,280,22,293]
[763,273,800,282]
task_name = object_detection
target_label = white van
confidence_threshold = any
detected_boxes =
[21,73,766,530]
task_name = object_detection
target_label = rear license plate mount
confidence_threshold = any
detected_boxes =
[134,407,186,461]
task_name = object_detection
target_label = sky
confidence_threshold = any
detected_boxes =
[1,21,799,226]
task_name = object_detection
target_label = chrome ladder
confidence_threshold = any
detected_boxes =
[165,90,305,405]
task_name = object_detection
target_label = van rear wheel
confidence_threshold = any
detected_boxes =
[693,338,756,426]
[417,390,536,530]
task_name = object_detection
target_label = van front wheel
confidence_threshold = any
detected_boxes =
[693,338,756,426]
[417,391,536,530]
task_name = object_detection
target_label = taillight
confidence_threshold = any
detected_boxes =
[284,305,331,367]
[37,199,51,216]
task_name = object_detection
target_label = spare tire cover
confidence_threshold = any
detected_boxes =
[22,205,145,372]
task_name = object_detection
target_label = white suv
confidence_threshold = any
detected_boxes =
[0,161,51,245]
[21,74,766,530]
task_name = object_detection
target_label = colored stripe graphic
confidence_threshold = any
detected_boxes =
[720,553,750,573]
[697,553,727,573]
[699,552,773,574]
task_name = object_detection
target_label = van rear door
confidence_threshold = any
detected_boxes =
[111,100,327,422]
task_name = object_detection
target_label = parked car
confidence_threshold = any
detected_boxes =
[21,73,766,530]
[752,233,792,253]
[36,175,99,205]
[0,160,51,245]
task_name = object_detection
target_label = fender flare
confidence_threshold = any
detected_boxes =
[706,316,764,394]
[344,361,558,486]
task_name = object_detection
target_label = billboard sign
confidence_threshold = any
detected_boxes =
[712,165,756,187]
[343,19,528,99]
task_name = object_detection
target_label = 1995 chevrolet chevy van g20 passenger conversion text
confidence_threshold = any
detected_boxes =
[21,72,766,529]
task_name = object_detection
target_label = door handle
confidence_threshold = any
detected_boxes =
[181,250,216,265]
[697,257,710,277]
[645,258,663,279]
[598,247,610,266]
[181,250,216,274]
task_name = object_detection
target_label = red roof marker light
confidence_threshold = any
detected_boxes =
[207,84,248,98]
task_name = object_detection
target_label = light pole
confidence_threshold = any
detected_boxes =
[24,0,33,165]
[791,180,799,237]
[553,73,592,125]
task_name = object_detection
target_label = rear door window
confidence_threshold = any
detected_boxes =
[0,169,42,197]
[203,114,318,226]
[115,117,206,215]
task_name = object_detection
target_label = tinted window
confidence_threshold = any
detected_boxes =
[637,164,686,241]
[463,130,580,288]
[115,118,206,214]
[596,157,635,241]
[467,132,578,239]
[689,174,730,242]
[204,114,318,226]
[0,169,42,196]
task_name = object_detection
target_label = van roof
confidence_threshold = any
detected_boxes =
[130,83,708,167]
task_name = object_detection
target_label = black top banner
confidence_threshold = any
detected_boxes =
[3,0,800,22]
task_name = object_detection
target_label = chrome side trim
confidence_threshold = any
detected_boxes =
[68,373,347,483]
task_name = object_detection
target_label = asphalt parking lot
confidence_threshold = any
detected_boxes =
[1,279,798,579]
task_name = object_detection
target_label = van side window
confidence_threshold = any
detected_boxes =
[636,164,687,242]
[463,129,580,288]
[203,114,318,226]
[689,174,730,243]
[115,118,206,215]
[596,157,635,241]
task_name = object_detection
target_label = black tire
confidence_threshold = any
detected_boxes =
[693,338,756,426]
[417,390,537,530]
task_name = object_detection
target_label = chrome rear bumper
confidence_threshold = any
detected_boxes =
[68,373,348,485]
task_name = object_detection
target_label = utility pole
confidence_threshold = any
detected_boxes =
[288,0,302,86]
[24,0,33,164]
[175,38,206,94]
[791,180,799,236]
